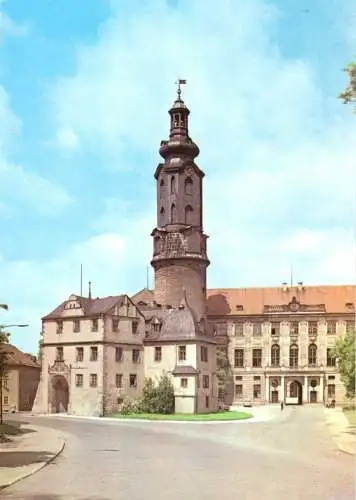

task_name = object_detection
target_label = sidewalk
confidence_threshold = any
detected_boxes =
[0,423,66,490]
[324,408,356,455]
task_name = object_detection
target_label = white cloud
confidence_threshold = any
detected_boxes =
[0,9,28,41]
[3,0,356,352]
[55,126,79,152]
[50,0,355,282]
[0,86,73,215]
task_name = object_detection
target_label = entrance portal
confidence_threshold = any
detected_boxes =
[51,375,69,413]
[289,380,303,405]
[310,390,317,403]
[271,390,278,403]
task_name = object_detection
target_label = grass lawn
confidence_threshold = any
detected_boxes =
[110,411,252,421]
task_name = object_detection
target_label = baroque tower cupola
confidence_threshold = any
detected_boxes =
[151,80,209,320]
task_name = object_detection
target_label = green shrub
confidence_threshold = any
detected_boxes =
[119,397,141,415]
[141,373,175,414]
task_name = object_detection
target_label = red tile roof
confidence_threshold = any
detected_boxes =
[42,295,125,320]
[0,343,40,368]
[132,285,356,316]
[207,285,356,316]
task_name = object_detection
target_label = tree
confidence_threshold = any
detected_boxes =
[332,329,355,399]
[339,60,356,112]
[155,373,175,414]
[216,346,233,402]
[139,373,175,414]
[0,326,10,425]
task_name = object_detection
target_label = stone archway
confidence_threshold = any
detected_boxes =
[50,375,69,413]
[289,380,303,405]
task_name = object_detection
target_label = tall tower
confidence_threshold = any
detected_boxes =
[151,81,209,320]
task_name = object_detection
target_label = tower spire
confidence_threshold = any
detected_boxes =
[175,78,186,101]
[151,84,209,320]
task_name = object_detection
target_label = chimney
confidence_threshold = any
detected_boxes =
[88,281,92,299]
[282,282,288,292]
[297,281,304,292]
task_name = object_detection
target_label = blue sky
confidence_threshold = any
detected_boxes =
[0,0,355,354]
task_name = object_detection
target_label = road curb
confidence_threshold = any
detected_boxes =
[0,438,66,491]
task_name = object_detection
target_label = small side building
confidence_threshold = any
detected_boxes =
[32,292,145,417]
[144,294,218,414]
[0,343,40,413]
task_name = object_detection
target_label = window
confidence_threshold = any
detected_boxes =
[185,177,193,195]
[73,319,80,333]
[90,346,98,361]
[290,321,299,335]
[254,376,261,381]
[56,321,63,334]
[205,395,209,408]
[308,344,317,367]
[200,345,208,362]
[346,320,353,334]
[308,321,318,335]
[112,318,119,332]
[252,349,262,367]
[154,346,162,362]
[234,348,244,368]
[253,384,261,399]
[253,323,262,337]
[289,344,298,368]
[160,178,164,187]
[327,321,336,335]
[184,205,193,225]
[132,321,138,334]
[271,344,280,367]
[203,375,209,389]
[328,375,335,381]
[178,345,186,361]
[235,384,243,398]
[327,348,336,367]
[75,374,83,387]
[153,322,161,334]
[180,378,188,388]
[170,176,176,194]
[132,349,140,363]
[327,384,335,398]
[271,322,280,336]
[3,396,8,405]
[116,374,123,388]
[159,207,165,225]
[91,319,98,332]
[90,373,97,387]
[235,376,242,381]
[170,203,177,224]
[234,323,243,336]
[56,347,63,361]
[115,347,123,362]
[76,347,84,362]
[129,374,137,388]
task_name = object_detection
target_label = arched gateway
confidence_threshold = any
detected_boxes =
[48,360,70,413]
[289,380,303,405]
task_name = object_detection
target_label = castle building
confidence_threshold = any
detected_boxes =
[32,86,355,417]
[134,284,355,407]
[33,84,218,416]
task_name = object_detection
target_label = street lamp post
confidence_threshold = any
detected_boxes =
[0,323,29,425]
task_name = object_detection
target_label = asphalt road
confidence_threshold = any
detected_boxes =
[2,406,355,500]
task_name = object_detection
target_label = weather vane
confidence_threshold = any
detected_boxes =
[175,78,187,99]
